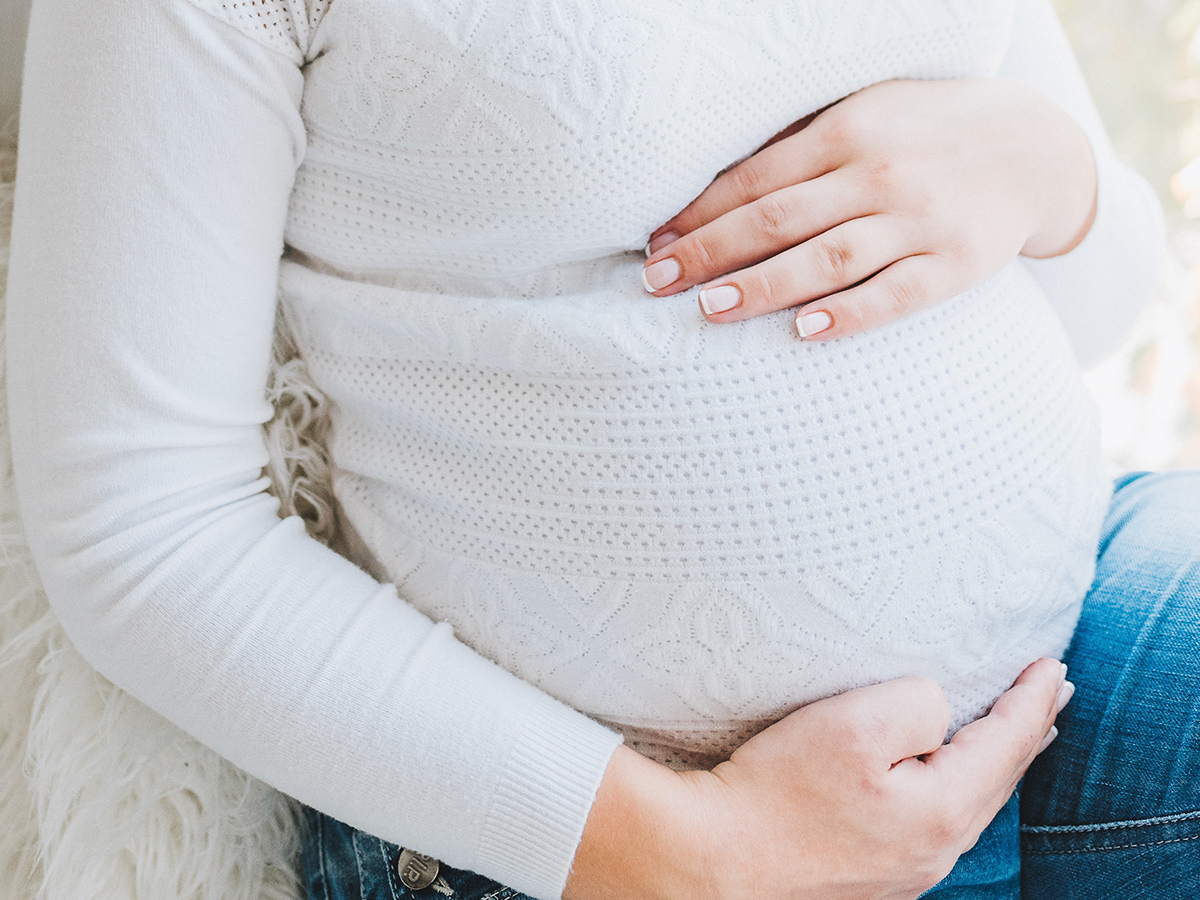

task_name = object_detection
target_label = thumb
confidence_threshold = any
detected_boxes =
[920,658,1065,802]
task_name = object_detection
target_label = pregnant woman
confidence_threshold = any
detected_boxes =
[7,0,1197,898]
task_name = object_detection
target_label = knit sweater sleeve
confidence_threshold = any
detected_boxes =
[1002,0,1166,367]
[5,2,622,897]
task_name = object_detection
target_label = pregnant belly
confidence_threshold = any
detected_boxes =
[282,256,1110,768]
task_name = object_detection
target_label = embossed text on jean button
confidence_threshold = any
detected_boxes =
[396,848,440,890]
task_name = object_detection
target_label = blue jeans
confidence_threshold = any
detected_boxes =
[301,472,1200,899]
[1019,470,1200,897]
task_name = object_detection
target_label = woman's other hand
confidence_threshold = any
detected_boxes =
[640,79,1097,340]
[565,658,1071,900]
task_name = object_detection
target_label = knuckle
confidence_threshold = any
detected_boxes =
[906,188,938,221]
[874,270,926,324]
[907,676,952,723]
[747,268,786,311]
[823,109,864,149]
[861,156,897,192]
[753,193,793,241]
[923,805,968,850]
[834,711,893,764]
[814,711,863,753]
[854,770,889,802]
[686,232,719,273]
[812,236,856,286]
[903,804,971,893]
[935,227,974,263]
[891,811,966,893]
[728,159,766,203]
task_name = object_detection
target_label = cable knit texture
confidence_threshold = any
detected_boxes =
[5,0,1163,898]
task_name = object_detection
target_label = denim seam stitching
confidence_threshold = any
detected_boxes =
[317,812,332,900]
[1020,808,1200,834]
[1022,832,1200,855]
[352,827,367,899]
[380,838,401,900]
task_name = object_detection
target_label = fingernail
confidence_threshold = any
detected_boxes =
[642,257,682,292]
[1060,662,1068,685]
[1055,680,1075,713]
[646,231,679,256]
[1038,725,1059,754]
[796,309,833,338]
[698,284,741,316]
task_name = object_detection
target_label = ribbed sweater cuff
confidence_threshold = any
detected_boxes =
[475,698,624,900]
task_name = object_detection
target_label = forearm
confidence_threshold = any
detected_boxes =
[7,2,621,896]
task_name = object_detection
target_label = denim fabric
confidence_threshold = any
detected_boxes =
[301,472,1200,900]
[301,804,526,900]
[300,797,1020,900]
[1020,471,1200,899]
[917,791,1020,898]
[300,792,1022,897]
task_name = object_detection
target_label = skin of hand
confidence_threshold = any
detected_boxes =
[564,658,1073,900]
[639,78,1098,339]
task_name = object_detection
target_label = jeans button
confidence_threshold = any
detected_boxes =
[396,848,440,890]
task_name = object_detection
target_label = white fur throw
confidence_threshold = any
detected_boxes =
[0,115,331,900]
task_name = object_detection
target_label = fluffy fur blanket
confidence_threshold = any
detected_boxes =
[0,115,335,900]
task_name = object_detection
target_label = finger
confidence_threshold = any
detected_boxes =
[690,215,917,321]
[920,659,1064,801]
[809,675,952,767]
[649,119,844,250]
[790,253,968,340]
[886,659,1065,856]
[642,172,872,297]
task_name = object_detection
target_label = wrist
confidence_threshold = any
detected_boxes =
[1019,90,1099,259]
[1023,167,1097,258]
[564,746,713,900]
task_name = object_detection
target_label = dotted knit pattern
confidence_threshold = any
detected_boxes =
[206,0,1110,767]
[189,0,331,62]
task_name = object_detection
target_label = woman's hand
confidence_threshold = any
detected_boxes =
[640,79,1097,340]
[565,658,1072,900]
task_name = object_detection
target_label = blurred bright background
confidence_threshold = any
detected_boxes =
[1056,0,1200,469]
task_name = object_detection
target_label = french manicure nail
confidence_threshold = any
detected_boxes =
[1038,725,1059,754]
[796,309,833,338]
[1055,681,1075,712]
[642,257,682,292]
[698,284,742,316]
[1060,662,1069,684]
[646,231,680,256]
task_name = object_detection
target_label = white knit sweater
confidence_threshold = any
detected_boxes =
[6,0,1163,897]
